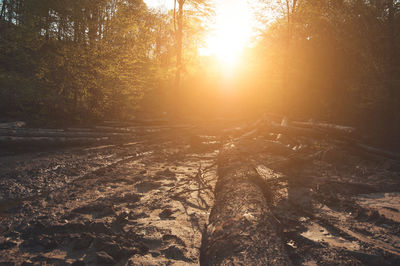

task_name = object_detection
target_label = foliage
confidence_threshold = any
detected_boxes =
[247,0,400,148]
[0,0,174,124]
[1,0,399,149]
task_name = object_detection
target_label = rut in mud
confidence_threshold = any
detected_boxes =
[0,128,218,265]
[0,123,400,265]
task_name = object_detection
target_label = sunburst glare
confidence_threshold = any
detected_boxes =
[200,0,255,68]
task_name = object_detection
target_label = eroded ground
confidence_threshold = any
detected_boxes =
[0,129,217,265]
[0,125,400,265]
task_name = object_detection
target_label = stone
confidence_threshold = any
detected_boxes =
[161,245,187,261]
[95,251,116,265]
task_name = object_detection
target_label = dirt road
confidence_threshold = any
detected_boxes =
[0,129,217,265]
[0,126,400,265]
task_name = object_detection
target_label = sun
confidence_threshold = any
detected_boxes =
[200,0,255,67]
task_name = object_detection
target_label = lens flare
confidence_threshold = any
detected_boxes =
[201,0,254,67]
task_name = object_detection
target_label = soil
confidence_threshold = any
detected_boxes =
[0,125,399,265]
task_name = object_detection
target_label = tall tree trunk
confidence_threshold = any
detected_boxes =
[175,0,184,92]
[281,0,298,115]
[45,10,50,40]
[387,0,398,139]
[387,0,395,99]
[0,0,7,20]
[7,0,14,22]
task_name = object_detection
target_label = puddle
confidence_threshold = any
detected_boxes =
[301,222,360,251]
[355,192,400,222]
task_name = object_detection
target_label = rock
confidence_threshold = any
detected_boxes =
[115,211,129,224]
[72,202,114,218]
[31,256,66,265]
[4,231,19,238]
[71,260,86,266]
[0,240,17,250]
[86,251,115,265]
[112,193,141,203]
[151,252,161,257]
[159,209,175,219]
[322,147,348,164]
[70,233,94,250]
[0,262,15,266]
[94,239,124,261]
[0,224,8,234]
[156,168,176,180]
[162,234,185,246]
[128,212,149,220]
[20,236,57,252]
[85,221,111,234]
[63,221,86,232]
[135,181,161,193]
[161,245,187,261]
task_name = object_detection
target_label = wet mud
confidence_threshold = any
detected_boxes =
[0,126,399,265]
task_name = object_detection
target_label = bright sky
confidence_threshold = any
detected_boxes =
[201,0,255,65]
[145,0,261,68]
[145,0,174,10]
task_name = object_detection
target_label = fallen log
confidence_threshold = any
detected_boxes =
[267,150,324,170]
[260,140,294,156]
[93,125,191,133]
[94,126,133,133]
[68,126,135,133]
[102,118,169,127]
[352,143,400,161]
[264,121,327,139]
[291,121,355,135]
[263,120,400,161]
[260,114,356,138]
[66,127,93,132]
[200,140,291,265]
[0,136,109,148]
[0,121,26,129]
[0,129,131,138]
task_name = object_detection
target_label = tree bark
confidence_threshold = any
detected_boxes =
[0,129,130,138]
[175,0,184,91]
[0,0,7,20]
[0,136,110,148]
[200,140,292,265]
[0,121,26,129]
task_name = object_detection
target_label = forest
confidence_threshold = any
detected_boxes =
[1,0,400,265]
[1,0,399,149]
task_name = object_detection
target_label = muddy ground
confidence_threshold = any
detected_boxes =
[0,125,400,265]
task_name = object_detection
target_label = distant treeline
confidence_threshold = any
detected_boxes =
[0,0,176,123]
[0,0,399,149]
[240,0,400,149]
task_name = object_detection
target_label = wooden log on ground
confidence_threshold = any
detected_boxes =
[0,129,131,138]
[68,126,134,133]
[102,118,169,127]
[261,120,356,143]
[94,126,134,132]
[0,136,109,148]
[291,121,355,135]
[264,121,327,139]
[352,143,400,161]
[0,121,26,129]
[264,121,400,161]
[200,140,291,265]
[260,114,356,138]
[66,128,93,132]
